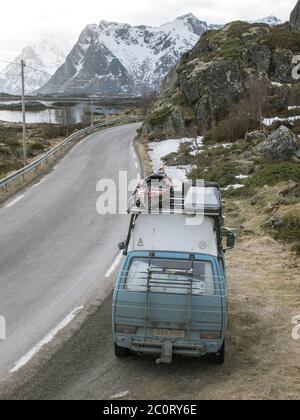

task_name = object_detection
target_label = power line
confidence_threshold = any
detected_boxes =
[0,72,20,77]
[23,64,47,73]
[0,59,20,66]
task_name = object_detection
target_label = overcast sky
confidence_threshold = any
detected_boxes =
[0,0,297,69]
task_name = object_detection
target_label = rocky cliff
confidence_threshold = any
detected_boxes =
[290,0,300,29]
[139,21,300,141]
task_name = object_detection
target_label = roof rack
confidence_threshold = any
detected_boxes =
[128,181,223,217]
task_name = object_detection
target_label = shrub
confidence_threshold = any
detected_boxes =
[30,142,45,151]
[189,162,239,187]
[247,163,300,187]
[265,26,300,52]
[269,215,300,243]
[146,107,173,126]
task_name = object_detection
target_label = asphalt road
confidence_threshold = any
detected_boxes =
[0,123,141,379]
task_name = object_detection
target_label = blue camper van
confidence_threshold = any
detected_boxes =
[112,182,235,364]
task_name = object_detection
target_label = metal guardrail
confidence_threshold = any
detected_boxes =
[0,117,142,190]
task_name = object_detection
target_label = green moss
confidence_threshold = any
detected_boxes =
[189,161,239,187]
[247,163,300,188]
[219,37,244,59]
[29,142,45,151]
[269,215,300,253]
[146,106,173,126]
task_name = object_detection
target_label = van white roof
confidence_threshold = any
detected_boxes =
[128,214,218,257]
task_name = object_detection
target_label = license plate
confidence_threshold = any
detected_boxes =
[154,329,186,339]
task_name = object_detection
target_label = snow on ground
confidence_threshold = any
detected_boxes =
[209,143,233,150]
[271,81,284,87]
[235,174,250,180]
[148,137,202,187]
[222,184,246,191]
[263,115,300,126]
[148,138,249,192]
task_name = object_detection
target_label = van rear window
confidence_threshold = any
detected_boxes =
[124,258,216,296]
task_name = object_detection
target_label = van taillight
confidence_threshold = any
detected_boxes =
[116,325,137,335]
[200,332,220,340]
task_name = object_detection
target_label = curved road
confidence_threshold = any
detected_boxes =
[0,123,141,378]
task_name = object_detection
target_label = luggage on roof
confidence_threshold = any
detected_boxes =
[128,177,222,217]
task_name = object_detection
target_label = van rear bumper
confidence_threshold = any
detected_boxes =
[131,339,207,358]
[116,336,223,358]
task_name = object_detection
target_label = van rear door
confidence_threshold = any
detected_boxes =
[114,252,225,340]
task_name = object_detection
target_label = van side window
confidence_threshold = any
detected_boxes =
[124,258,216,296]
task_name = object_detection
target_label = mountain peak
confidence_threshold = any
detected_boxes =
[177,13,198,21]
[254,16,283,25]
[0,38,71,94]
[99,20,131,29]
[38,15,208,96]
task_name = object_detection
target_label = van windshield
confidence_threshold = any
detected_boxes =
[125,258,216,296]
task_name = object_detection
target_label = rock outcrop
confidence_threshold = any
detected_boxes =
[290,0,300,29]
[258,125,300,160]
[245,131,267,146]
[139,20,300,141]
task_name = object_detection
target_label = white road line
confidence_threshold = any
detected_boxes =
[33,179,45,188]
[134,161,138,169]
[105,252,123,278]
[10,306,84,374]
[5,195,24,208]
[137,173,141,180]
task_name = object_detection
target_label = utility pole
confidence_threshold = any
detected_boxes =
[21,60,27,167]
[90,86,94,127]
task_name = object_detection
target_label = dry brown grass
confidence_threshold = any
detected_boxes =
[214,197,300,400]
[134,137,152,177]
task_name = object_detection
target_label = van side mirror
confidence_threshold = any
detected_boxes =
[221,228,235,251]
[118,241,126,251]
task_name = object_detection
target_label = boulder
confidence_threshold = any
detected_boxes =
[259,125,300,161]
[290,0,300,30]
[245,131,267,146]
[232,160,255,175]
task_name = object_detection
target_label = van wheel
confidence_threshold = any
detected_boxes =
[210,342,225,365]
[115,343,130,358]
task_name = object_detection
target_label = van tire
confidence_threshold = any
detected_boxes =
[115,343,130,358]
[210,341,225,365]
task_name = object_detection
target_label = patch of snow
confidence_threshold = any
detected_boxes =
[262,115,300,126]
[222,184,246,191]
[190,149,203,156]
[271,81,283,87]
[209,143,233,149]
[235,174,250,180]
[148,138,197,188]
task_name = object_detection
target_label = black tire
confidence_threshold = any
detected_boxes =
[210,341,225,365]
[114,343,130,358]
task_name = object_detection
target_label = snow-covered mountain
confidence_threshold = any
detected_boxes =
[0,37,72,95]
[251,15,283,25]
[0,14,283,97]
[38,14,218,97]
